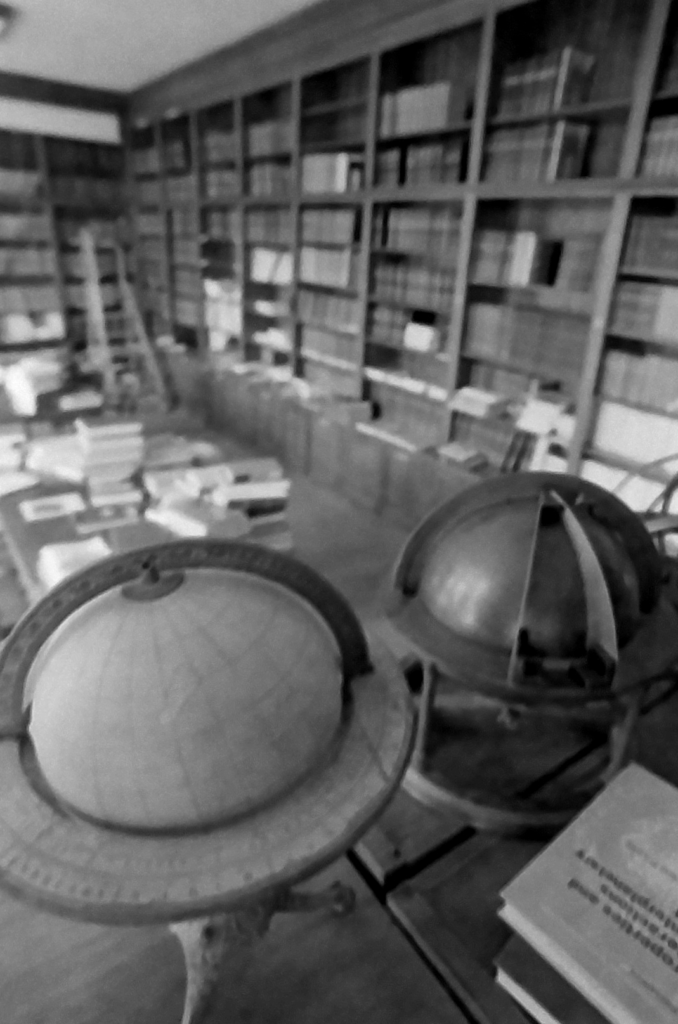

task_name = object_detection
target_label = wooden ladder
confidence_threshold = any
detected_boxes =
[80,223,169,413]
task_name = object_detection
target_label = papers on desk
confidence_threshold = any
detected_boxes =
[25,435,84,483]
[37,537,112,590]
[20,492,86,522]
[145,502,251,540]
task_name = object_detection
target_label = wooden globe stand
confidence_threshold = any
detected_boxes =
[170,880,356,1024]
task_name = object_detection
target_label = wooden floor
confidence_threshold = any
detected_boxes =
[0,426,461,1024]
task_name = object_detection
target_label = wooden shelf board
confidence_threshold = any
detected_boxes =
[297,317,360,338]
[596,393,678,421]
[467,280,593,316]
[368,293,450,315]
[619,264,678,282]
[302,96,367,117]
[488,97,630,130]
[244,151,292,162]
[242,194,292,206]
[300,138,366,153]
[377,120,472,145]
[607,326,678,351]
[373,183,467,202]
[300,190,365,203]
[300,280,359,296]
[300,349,357,372]
[475,178,618,201]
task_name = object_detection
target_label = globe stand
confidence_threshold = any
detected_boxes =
[402,659,656,835]
[170,880,356,1024]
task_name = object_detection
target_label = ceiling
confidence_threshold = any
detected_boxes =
[0,0,323,93]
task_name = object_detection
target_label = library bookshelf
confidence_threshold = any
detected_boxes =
[122,0,678,499]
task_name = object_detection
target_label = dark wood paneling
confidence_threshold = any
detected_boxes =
[0,71,126,112]
[130,0,527,120]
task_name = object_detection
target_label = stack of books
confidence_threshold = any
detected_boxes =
[599,349,678,412]
[75,419,144,493]
[249,247,293,285]
[247,161,291,197]
[246,119,292,158]
[299,246,357,290]
[497,765,678,1024]
[297,287,360,333]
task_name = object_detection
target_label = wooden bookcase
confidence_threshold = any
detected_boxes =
[125,0,678,504]
[0,126,126,364]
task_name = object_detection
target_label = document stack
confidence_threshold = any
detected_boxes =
[37,536,112,591]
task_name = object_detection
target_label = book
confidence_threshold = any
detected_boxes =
[448,387,510,419]
[500,764,678,1024]
[19,492,86,522]
[74,504,140,535]
[37,536,112,590]
[495,935,608,1024]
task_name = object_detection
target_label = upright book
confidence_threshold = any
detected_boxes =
[500,764,678,1024]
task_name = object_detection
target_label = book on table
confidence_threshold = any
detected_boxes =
[499,764,678,1024]
[495,934,608,1024]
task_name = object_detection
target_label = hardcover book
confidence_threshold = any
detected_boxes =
[500,765,678,1024]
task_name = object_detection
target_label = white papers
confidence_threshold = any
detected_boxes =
[0,471,39,497]
[516,398,566,436]
[37,537,112,590]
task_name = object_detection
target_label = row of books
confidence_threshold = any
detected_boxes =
[0,245,55,277]
[247,162,291,197]
[623,212,678,273]
[367,382,443,448]
[246,120,292,158]
[201,129,237,165]
[299,324,357,364]
[495,46,595,118]
[168,204,195,237]
[172,236,200,266]
[482,121,590,183]
[599,348,678,410]
[299,245,359,291]
[404,138,465,185]
[378,82,456,138]
[139,258,166,288]
[47,140,122,177]
[0,311,65,345]
[174,265,201,297]
[301,109,366,148]
[50,175,124,209]
[463,300,588,395]
[137,178,161,206]
[301,152,364,193]
[137,211,164,236]
[0,211,52,242]
[247,208,293,245]
[451,412,517,469]
[373,205,460,257]
[204,207,239,242]
[0,284,61,315]
[249,246,293,285]
[367,302,410,348]
[609,281,678,344]
[138,235,165,262]
[301,207,357,246]
[132,147,160,177]
[204,166,239,200]
[466,358,532,399]
[296,287,360,333]
[303,64,367,110]
[470,227,600,293]
[163,138,190,174]
[639,116,678,178]
[371,260,455,311]
[165,175,194,204]
[303,359,356,398]
[175,297,201,327]
[0,167,41,199]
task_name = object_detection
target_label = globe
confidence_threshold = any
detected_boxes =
[27,568,344,830]
[385,472,664,696]
[0,540,413,924]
